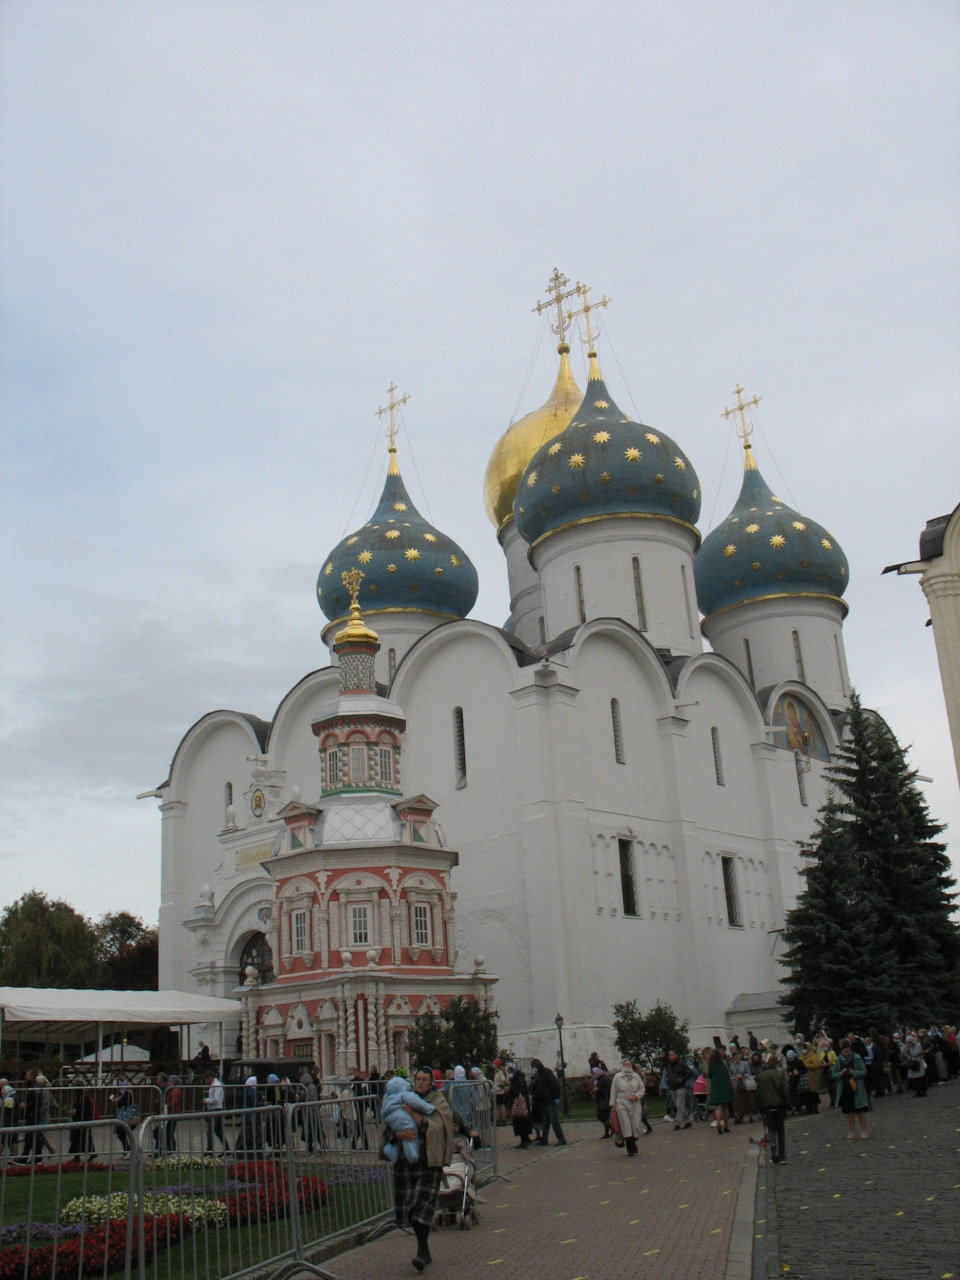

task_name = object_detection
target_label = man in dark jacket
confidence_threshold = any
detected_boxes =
[756,1054,790,1164]
[666,1051,694,1130]
[530,1059,566,1146]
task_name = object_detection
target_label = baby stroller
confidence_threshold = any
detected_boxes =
[434,1134,480,1230]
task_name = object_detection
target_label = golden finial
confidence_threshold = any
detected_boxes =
[566,283,611,378]
[533,268,581,350]
[722,384,762,471]
[335,568,379,647]
[376,382,410,476]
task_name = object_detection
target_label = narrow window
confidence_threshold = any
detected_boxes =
[792,630,805,683]
[224,782,234,823]
[794,751,808,806]
[351,904,369,947]
[834,634,846,695]
[611,698,625,764]
[618,838,638,917]
[350,744,367,783]
[326,747,341,790]
[379,745,393,785]
[388,647,397,682]
[293,909,307,953]
[681,564,696,638]
[413,903,431,947]
[538,615,546,645]
[711,727,725,786]
[743,638,756,690]
[453,707,467,788]
[721,856,742,927]
[632,557,647,631]
[574,565,586,624]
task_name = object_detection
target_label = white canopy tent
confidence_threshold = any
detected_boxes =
[0,988,242,1076]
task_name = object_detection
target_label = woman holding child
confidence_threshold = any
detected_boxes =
[388,1067,454,1272]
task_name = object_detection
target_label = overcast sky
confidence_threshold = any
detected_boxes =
[1,1,958,927]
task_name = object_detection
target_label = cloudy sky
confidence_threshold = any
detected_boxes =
[1,1,958,927]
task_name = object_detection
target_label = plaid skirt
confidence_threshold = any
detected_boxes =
[393,1152,443,1229]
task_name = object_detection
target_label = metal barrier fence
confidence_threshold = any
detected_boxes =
[0,1083,500,1279]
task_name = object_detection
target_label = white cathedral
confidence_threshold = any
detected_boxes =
[155,277,853,1071]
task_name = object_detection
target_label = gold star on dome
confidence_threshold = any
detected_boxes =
[346,537,358,546]
[594,399,609,409]
[394,502,407,512]
[316,586,322,598]
[625,447,641,462]
[551,484,560,494]
[405,548,420,561]
[600,472,611,484]
[746,523,760,534]
[772,495,781,503]
[434,567,443,576]
[593,431,610,444]
[770,534,786,548]
[548,441,562,456]
[385,529,400,539]
[724,544,736,557]
[387,563,397,573]
[840,567,845,576]
[450,554,460,566]
[734,578,743,587]
[792,521,806,531]
[821,538,832,550]
[423,533,437,542]
[358,550,372,564]
[674,456,686,472]
[752,561,762,571]
[527,471,538,487]
[568,453,585,469]
[518,505,525,513]
[645,433,660,445]
[692,489,698,499]
[369,583,378,593]
[655,473,664,484]
[324,563,333,575]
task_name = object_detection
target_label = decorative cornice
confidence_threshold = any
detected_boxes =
[527,509,701,556]
[701,591,849,624]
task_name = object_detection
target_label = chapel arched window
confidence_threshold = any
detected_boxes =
[239,932,274,984]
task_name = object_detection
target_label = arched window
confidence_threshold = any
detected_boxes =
[743,638,756,690]
[224,782,233,824]
[611,698,625,764]
[239,932,274,984]
[711,727,725,786]
[632,557,647,632]
[574,565,586,624]
[834,634,846,695]
[388,648,397,682]
[453,707,467,788]
[681,564,696,638]
[794,751,808,806]
[792,630,806,683]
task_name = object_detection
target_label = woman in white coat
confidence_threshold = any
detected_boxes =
[609,1059,646,1156]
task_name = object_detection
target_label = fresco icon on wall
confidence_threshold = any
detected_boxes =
[772,694,829,760]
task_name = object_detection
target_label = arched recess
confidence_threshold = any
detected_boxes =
[392,619,526,704]
[239,931,275,984]
[673,651,766,731]
[165,710,270,798]
[215,877,275,977]
[761,680,841,756]
[567,618,676,716]
[265,667,338,755]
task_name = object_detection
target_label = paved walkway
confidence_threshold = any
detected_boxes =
[305,1115,758,1280]
[756,1081,960,1280]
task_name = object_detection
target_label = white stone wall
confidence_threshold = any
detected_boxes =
[500,518,545,647]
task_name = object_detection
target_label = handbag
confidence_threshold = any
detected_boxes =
[743,1075,757,1092]
[511,1094,528,1119]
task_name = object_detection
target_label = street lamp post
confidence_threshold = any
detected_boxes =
[554,1013,569,1118]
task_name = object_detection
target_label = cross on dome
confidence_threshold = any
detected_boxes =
[722,384,762,469]
[565,282,612,358]
[533,268,580,348]
[376,382,410,475]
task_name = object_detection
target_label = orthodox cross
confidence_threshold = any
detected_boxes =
[565,282,612,356]
[341,567,365,611]
[245,754,269,768]
[533,268,580,345]
[376,382,410,451]
[721,384,762,449]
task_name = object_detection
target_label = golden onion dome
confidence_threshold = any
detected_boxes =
[483,344,583,531]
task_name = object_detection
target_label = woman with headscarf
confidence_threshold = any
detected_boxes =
[832,1039,869,1138]
[164,1074,183,1153]
[706,1047,735,1134]
[506,1067,533,1148]
[392,1066,454,1272]
[239,1074,263,1153]
[609,1059,646,1156]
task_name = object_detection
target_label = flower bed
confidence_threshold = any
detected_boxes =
[0,1161,112,1179]
[0,1214,187,1280]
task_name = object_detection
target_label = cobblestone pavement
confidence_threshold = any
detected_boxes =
[305,1115,758,1280]
[757,1082,960,1280]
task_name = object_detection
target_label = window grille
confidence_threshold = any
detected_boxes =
[618,839,638,916]
[351,905,369,947]
[743,638,756,689]
[453,707,467,788]
[388,648,397,682]
[575,565,586,624]
[293,910,307,953]
[379,745,393,784]
[711,727,725,786]
[792,630,806,683]
[413,903,430,947]
[632,557,647,631]
[326,747,341,789]
[350,744,367,783]
[721,856,742,927]
[795,751,808,806]
[611,698,625,764]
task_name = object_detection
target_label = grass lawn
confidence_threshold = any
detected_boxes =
[0,1169,122,1226]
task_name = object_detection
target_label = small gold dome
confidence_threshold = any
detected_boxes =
[483,345,583,531]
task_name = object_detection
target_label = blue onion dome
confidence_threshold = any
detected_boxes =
[318,446,479,623]
[513,355,701,549]
[694,443,849,619]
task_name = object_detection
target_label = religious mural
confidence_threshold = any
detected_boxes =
[771,694,829,760]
